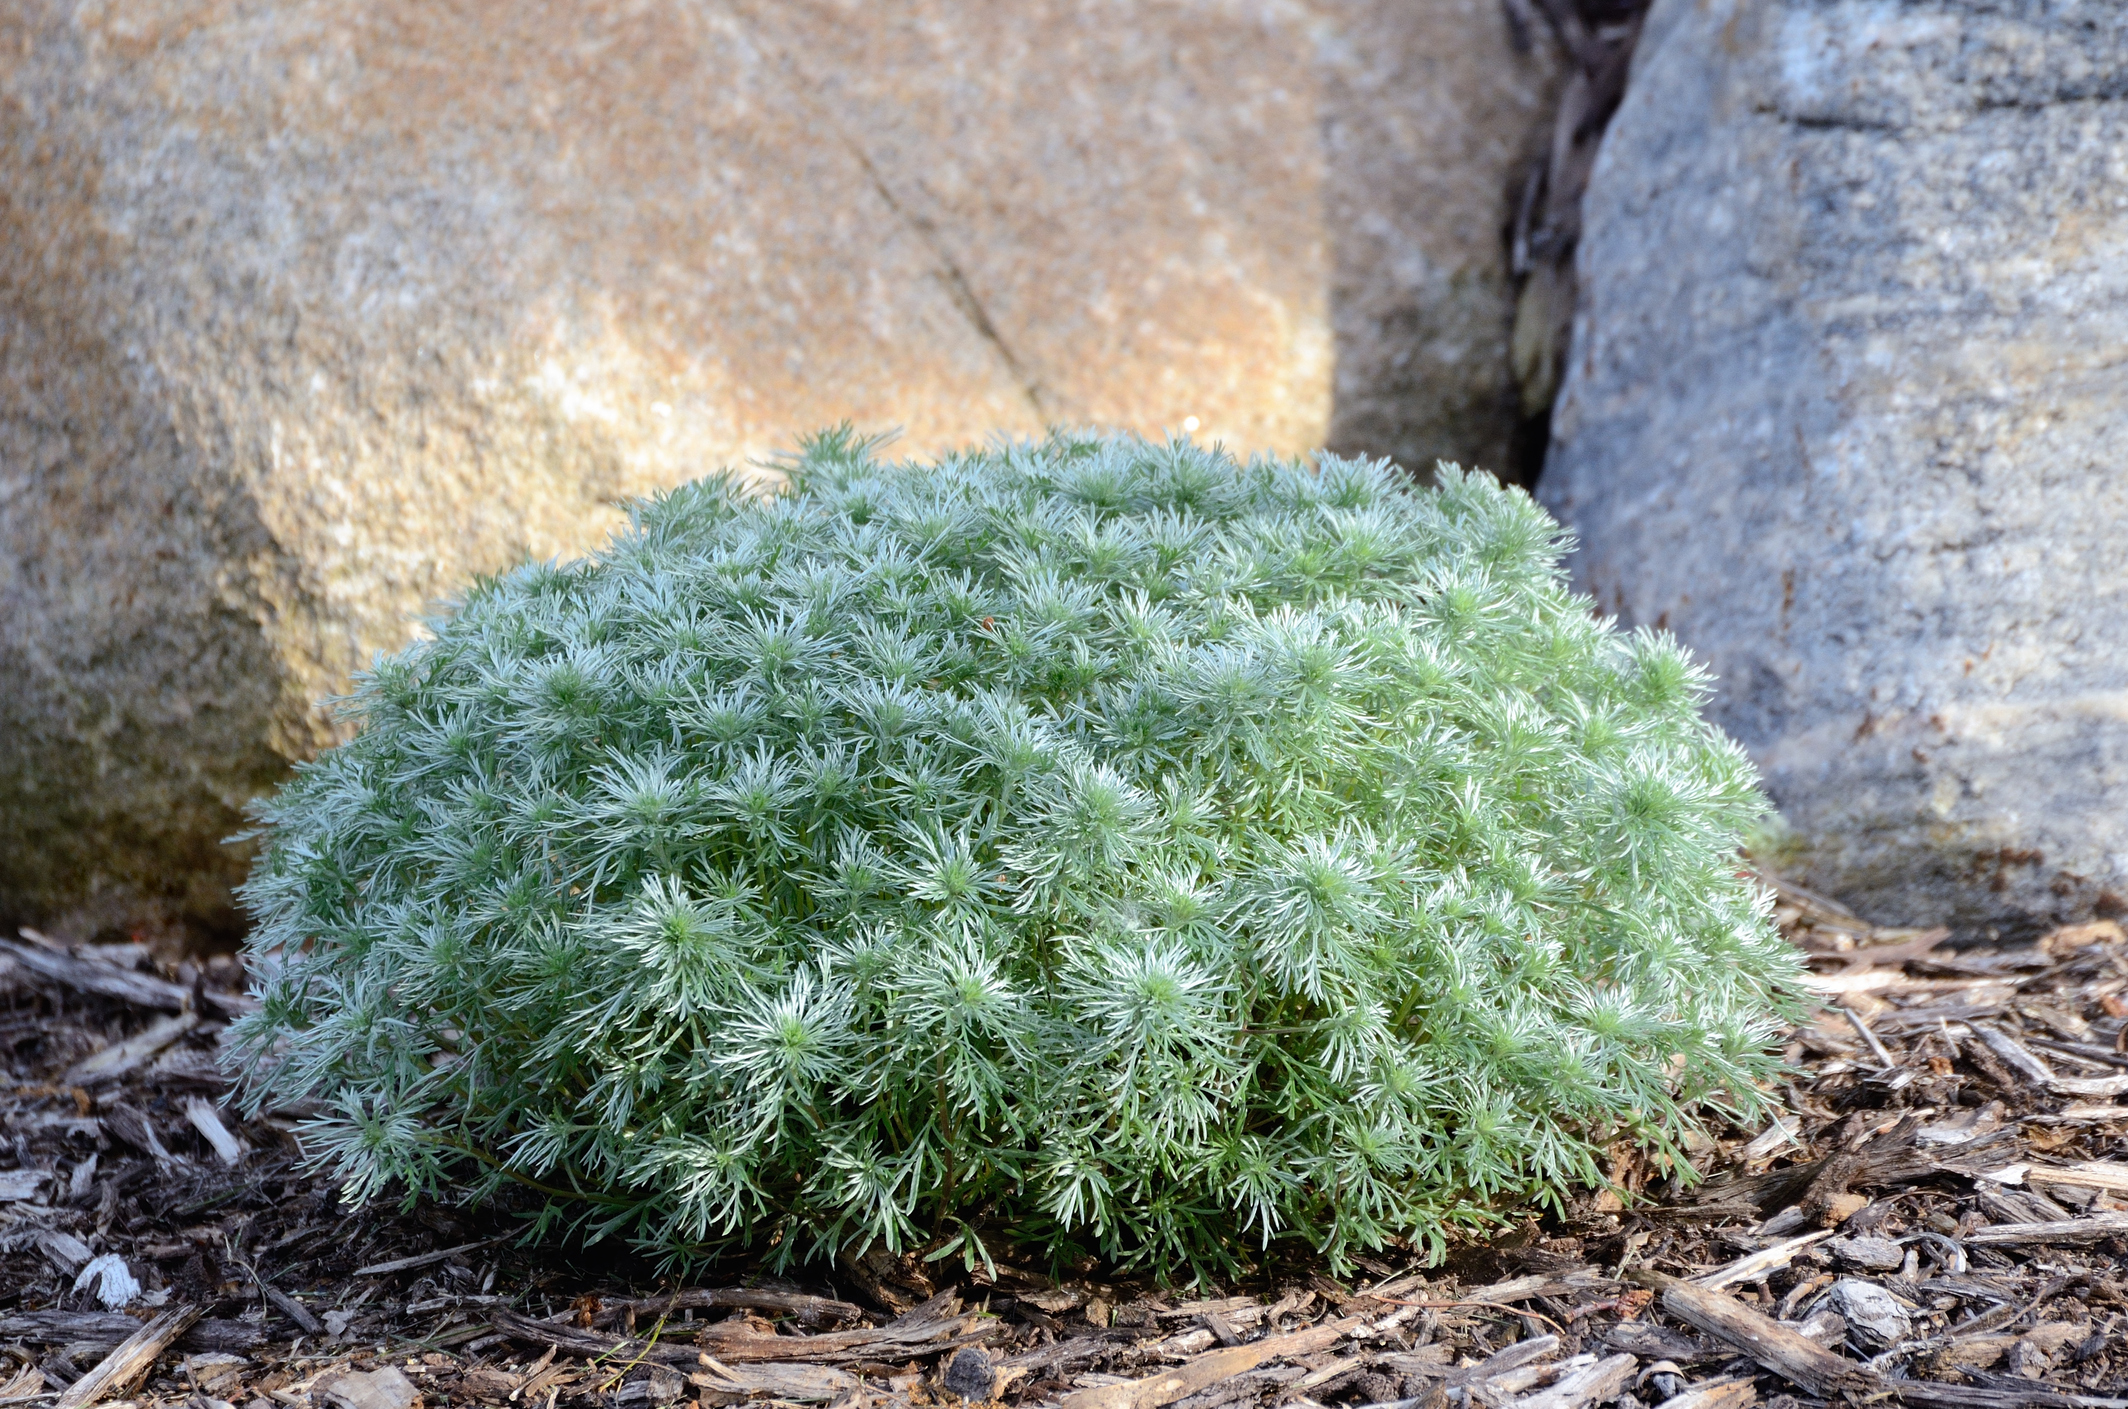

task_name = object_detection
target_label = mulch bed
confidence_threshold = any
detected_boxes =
[2,880,2124,1409]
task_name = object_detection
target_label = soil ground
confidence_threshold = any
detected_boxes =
[2,876,2124,1409]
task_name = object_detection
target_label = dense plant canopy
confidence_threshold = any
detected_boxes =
[230,430,1802,1276]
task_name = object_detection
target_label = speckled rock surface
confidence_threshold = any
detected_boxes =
[1541,0,2128,933]
[0,0,1551,937]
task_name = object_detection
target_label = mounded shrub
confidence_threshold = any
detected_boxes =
[229,430,1802,1275]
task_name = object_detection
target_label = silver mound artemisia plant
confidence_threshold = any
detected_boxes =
[228,429,1803,1278]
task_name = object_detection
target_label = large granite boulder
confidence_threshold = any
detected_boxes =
[0,0,1552,940]
[1541,0,2128,934]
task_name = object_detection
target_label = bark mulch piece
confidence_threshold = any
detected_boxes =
[3,889,2125,1409]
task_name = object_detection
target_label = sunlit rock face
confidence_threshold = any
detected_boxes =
[0,0,1552,938]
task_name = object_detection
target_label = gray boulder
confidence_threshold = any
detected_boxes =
[0,0,1552,940]
[1541,0,2128,934]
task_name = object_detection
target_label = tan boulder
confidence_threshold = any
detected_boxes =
[0,0,1551,939]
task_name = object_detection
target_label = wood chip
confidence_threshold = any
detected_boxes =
[0,1310,265,1355]
[2025,1160,2128,1195]
[63,1012,201,1085]
[1651,1381,1756,1409]
[603,1287,867,1330]
[2041,1072,2128,1098]
[1057,1317,1365,1409]
[1960,1211,2128,1246]
[52,1304,201,1409]
[1021,1289,1086,1314]
[1976,1027,2128,1098]
[35,1230,94,1275]
[491,1310,697,1368]
[1692,1230,1836,1289]
[1,934,195,1012]
[1888,1383,2128,1409]
[512,1359,568,1405]
[1381,1334,1558,1385]
[0,1168,45,1201]
[492,1298,994,1371]
[1604,1323,1722,1366]
[1738,1118,1800,1162]
[265,1286,324,1335]
[1377,1344,1457,1375]
[183,1097,245,1164]
[1625,1270,1864,1398]
[1453,1336,1563,1386]
[460,1367,520,1399]
[313,1366,423,1409]
[0,1364,44,1401]
[1799,970,1904,995]
[2040,921,2128,958]
[693,1314,995,1364]
[354,1238,504,1276]
[1287,1353,1370,1395]
[691,1358,858,1405]
[100,1103,175,1165]
[1466,1268,1611,1303]
[1507,1354,1635,1409]
[1478,1355,1574,1396]
[2025,1103,2128,1124]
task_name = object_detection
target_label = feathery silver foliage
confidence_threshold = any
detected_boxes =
[229,429,1802,1276]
